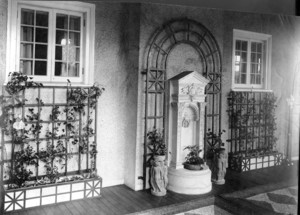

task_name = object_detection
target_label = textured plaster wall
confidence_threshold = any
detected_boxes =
[0,0,7,93]
[92,2,140,187]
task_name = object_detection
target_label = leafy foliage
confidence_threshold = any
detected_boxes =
[5,72,43,96]
[227,92,278,155]
[1,73,103,189]
[147,128,167,156]
[183,145,204,165]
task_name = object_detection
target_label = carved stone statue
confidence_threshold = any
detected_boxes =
[213,148,228,185]
[150,156,168,196]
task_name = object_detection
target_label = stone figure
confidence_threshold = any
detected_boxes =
[150,157,168,196]
[213,148,228,185]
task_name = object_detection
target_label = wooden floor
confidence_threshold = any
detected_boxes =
[5,163,299,215]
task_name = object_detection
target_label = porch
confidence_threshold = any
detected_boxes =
[5,163,298,215]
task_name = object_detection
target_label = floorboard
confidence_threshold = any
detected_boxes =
[4,163,298,215]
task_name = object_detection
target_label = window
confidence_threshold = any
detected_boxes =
[232,30,272,90]
[6,1,95,85]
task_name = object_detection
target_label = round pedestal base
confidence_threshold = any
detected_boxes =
[167,165,212,195]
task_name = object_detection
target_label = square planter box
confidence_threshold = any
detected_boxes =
[228,152,283,172]
[3,177,102,213]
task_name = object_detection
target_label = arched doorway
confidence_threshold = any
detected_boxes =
[143,18,222,189]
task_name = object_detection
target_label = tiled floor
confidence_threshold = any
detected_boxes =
[174,205,232,215]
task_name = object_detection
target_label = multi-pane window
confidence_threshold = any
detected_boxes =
[232,30,272,90]
[20,9,49,76]
[55,13,81,78]
[19,8,82,82]
[7,1,95,84]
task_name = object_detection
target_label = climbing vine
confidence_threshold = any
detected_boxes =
[0,72,104,189]
[227,91,278,157]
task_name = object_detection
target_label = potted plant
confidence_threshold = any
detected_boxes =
[183,145,205,170]
[206,129,226,160]
[146,128,167,161]
[206,129,228,184]
[147,128,168,196]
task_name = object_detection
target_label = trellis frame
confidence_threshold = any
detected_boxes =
[227,91,282,172]
[0,85,98,185]
[143,18,223,189]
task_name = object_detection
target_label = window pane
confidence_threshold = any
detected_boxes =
[75,48,80,61]
[241,52,247,62]
[236,40,241,50]
[55,62,68,76]
[251,53,256,63]
[21,26,33,42]
[35,61,47,75]
[35,28,48,43]
[257,43,262,52]
[234,71,240,84]
[241,74,246,84]
[241,41,247,51]
[20,44,33,58]
[251,63,257,74]
[55,46,63,60]
[241,63,247,74]
[251,42,257,52]
[68,63,79,77]
[56,14,68,29]
[68,46,77,63]
[36,11,48,27]
[256,75,261,84]
[21,9,34,25]
[20,60,33,75]
[35,45,47,59]
[235,51,241,62]
[56,30,68,45]
[69,32,80,46]
[250,74,255,84]
[70,16,81,31]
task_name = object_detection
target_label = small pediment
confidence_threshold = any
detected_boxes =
[169,71,209,85]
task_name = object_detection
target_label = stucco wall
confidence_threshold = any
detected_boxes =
[92,2,140,187]
[0,0,7,93]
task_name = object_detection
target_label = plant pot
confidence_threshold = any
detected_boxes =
[3,177,102,213]
[183,163,203,171]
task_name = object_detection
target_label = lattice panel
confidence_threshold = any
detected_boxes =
[143,18,222,189]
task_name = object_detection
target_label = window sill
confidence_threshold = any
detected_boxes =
[3,82,93,88]
[231,88,273,93]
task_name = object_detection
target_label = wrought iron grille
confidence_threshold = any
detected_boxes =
[227,91,277,154]
[0,85,98,185]
[143,18,222,188]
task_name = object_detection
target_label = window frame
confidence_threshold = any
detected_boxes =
[6,0,95,85]
[232,29,272,91]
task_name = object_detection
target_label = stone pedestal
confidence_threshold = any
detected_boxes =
[167,165,212,194]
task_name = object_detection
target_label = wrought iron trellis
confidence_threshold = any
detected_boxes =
[143,18,222,189]
[0,85,98,185]
[227,91,277,154]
